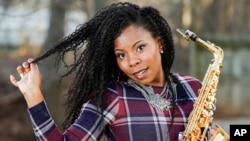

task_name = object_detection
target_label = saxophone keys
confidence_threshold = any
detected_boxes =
[207,96,217,104]
[207,96,215,102]
[204,102,212,109]
[209,110,214,116]
[209,88,216,93]
[201,110,209,117]
[204,105,211,111]
[216,70,221,75]
[198,117,207,126]
[204,102,217,112]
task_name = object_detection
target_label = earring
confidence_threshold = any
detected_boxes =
[160,50,164,54]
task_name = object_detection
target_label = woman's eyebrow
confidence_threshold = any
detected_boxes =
[114,40,143,52]
[132,40,143,48]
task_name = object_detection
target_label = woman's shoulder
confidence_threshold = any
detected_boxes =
[107,81,141,97]
[107,82,124,91]
[171,72,202,99]
[171,72,201,84]
[106,82,128,95]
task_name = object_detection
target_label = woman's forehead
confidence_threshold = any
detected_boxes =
[114,25,152,49]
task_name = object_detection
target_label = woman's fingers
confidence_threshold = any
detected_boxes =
[23,61,30,72]
[16,60,32,79]
[11,58,37,86]
[27,58,34,63]
[17,65,25,78]
[10,75,18,87]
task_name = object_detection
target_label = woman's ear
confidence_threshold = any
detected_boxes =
[156,37,163,53]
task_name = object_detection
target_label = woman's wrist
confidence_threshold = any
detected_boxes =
[24,89,44,108]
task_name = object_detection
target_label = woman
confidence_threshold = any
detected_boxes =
[10,2,201,141]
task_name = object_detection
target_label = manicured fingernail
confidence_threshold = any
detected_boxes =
[23,62,29,67]
[28,58,34,63]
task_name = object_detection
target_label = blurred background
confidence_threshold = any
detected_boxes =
[0,0,250,140]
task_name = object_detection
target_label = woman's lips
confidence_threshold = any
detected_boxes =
[133,68,148,79]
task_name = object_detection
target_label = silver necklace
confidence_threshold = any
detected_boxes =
[126,79,171,111]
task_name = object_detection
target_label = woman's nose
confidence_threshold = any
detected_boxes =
[129,56,141,67]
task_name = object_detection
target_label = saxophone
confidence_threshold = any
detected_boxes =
[176,29,230,141]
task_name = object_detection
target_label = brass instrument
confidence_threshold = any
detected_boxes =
[176,29,230,141]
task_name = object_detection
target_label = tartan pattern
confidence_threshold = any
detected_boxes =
[27,73,202,141]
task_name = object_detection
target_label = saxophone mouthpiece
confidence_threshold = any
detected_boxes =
[176,28,198,41]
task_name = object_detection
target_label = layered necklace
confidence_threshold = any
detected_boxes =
[126,79,172,111]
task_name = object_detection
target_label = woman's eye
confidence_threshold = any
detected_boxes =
[116,53,125,59]
[136,45,145,52]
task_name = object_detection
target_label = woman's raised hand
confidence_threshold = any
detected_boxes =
[10,58,44,108]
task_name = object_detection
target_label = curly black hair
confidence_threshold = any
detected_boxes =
[32,2,175,130]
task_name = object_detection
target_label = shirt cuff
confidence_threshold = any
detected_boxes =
[27,101,52,126]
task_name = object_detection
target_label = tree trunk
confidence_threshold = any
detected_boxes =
[40,0,71,128]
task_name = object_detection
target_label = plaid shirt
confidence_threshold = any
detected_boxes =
[28,73,201,141]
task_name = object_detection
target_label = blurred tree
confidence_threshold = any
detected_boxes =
[84,0,108,18]
[40,0,73,127]
[1,0,13,9]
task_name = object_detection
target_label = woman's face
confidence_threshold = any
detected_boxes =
[114,25,165,86]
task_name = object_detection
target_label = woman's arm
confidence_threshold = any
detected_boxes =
[10,60,119,140]
[27,97,118,141]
